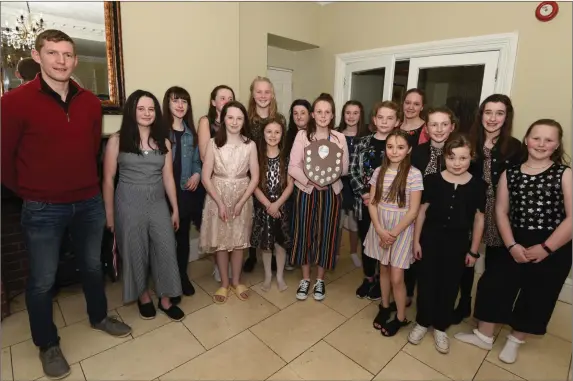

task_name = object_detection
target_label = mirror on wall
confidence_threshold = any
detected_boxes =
[0,1,125,114]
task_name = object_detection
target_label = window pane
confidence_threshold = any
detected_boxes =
[417,65,485,132]
[351,68,385,120]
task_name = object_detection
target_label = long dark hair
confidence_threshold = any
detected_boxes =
[119,90,168,155]
[306,94,338,142]
[207,85,236,126]
[523,119,570,165]
[214,101,251,148]
[258,118,288,195]
[372,129,412,208]
[469,94,517,160]
[285,99,311,157]
[162,86,197,147]
[338,100,369,137]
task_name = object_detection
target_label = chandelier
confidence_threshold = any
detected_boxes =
[1,2,45,51]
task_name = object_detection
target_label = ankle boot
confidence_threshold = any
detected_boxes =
[452,297,472,324]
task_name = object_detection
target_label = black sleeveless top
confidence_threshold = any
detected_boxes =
[506,163,568,231]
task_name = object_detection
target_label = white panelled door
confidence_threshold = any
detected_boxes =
[267,67,293,118]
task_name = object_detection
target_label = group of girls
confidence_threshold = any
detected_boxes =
[101,75,571,365]
[338,91,571,364]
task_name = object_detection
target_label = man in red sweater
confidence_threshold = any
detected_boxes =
[1,30,131,379]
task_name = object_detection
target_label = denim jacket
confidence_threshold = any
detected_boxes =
[170,121,202,191]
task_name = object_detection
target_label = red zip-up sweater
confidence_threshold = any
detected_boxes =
[1,74,103,203]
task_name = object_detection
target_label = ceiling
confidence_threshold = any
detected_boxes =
[0,1,105,42]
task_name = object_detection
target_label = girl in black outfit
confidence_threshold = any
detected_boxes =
[456,119,571,364]
[283,99,311,271]
[409,133,486,354]
[399,88,429,148]
[452,94,522,324]
[162,87,202,301]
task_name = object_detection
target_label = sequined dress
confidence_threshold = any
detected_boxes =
[199,139,254,253]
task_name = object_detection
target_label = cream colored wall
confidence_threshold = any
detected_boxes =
[238,2,321,103]
[102,1,241,134]
[317,2,573,152]
[267,46,322,103]
[102,1,321,134]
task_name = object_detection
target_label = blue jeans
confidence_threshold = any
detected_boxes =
[21,194,108,349]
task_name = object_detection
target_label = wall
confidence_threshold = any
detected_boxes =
[102,1,321,134]
[267,46,322,103]
[102,1,241,134]
[317,2,573,150]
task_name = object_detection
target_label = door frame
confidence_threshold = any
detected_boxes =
[333,32,518,123]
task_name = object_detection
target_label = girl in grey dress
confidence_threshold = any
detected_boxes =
[103,90,184,322]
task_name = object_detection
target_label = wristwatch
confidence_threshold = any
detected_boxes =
[468,251,480,259]
[541,242,554,255]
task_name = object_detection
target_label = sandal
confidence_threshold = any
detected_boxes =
[213,287,229,304]
[381,316,411,337]
[231,284,250,301]
[373,304,392,330]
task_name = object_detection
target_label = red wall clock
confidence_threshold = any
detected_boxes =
[536,1,559,22]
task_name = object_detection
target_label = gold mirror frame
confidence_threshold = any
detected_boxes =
[0,2,125,114]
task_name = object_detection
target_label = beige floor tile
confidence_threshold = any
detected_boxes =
[54,283,84,301]
[324,255,359,283]
[188,258,217,281]
[267,365,305,381]
[183,291,278,349]
[81,322,204,381]
[1,348,13,381]
[193,273,221,297]
[116,282,213,338]
[547,301,572,342]
[250,299,346,362]
[403,321,487,381]
[325,303,415,375]
[1,303,65,348]
[322,269,372,318]
[11,317,131,381]
[276,340,373,381]
[569,360,572,380]
[486,328,571,381]
[36,363,85,381]
[160,330,285,381]
[374,351,450,381]
[474,361,525,381]
[58,281,124,326]
[251,270,301,310]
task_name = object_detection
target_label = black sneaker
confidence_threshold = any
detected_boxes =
[296,279,311,300]
[170,296,182,305]
[367,280,382,301]
[39,345,70,380]
[138,300,157,320]
[158,301,185,322]
[313,279,326,301]
[356,278,372,299]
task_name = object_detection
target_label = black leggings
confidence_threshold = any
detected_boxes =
[175,188,204,284]
[357,204,378,278]
[474,229,572,335]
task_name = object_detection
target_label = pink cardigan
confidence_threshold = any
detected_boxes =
[288,129,350,194]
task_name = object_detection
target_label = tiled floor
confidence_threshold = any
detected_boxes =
[2,238,572,381]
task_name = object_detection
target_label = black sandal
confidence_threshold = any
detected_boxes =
[380,316,411,337]
[373,304,393,330]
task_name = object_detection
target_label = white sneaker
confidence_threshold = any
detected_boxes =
[408,324,428,345]
[434,329,450,354]
[499,334,524,364]
[213,266,221,282]
[350,253,362,268]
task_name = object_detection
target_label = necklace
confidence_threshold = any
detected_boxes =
[523,162,552,170]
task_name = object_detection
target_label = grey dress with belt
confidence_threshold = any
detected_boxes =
[115,149,182,303]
